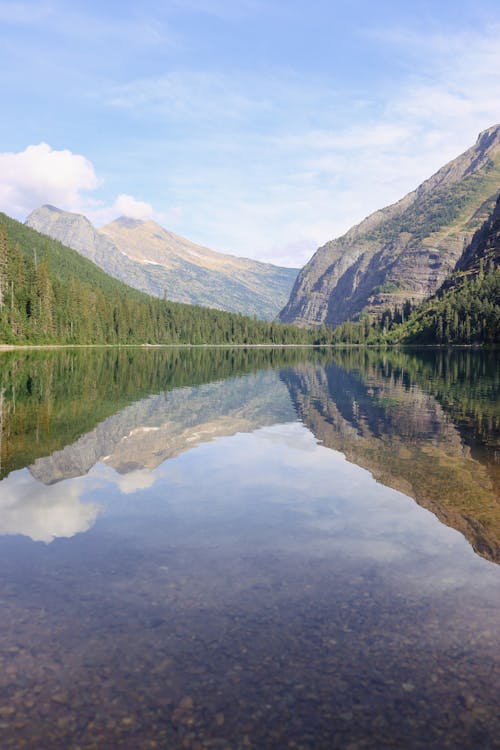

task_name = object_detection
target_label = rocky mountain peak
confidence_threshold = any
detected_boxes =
[25,204,298,320]
[41,204,64,214]
[280,126,500,327]
[26,205,101,261]
[475,123,500,151]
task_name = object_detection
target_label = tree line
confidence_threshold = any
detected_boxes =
[1,211,497,348]
[0,214,332,346]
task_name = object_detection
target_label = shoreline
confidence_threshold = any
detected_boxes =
[0,342,492,352]
[0,343,326,351]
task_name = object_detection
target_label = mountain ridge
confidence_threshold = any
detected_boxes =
[279,124,500,327]
[26,205,298,320]
[0,211,322,346]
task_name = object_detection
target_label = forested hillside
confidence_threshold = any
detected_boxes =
[386,192,500,344]
[386,269,500,345]
[26,205,298,320]
[0,213,325,346]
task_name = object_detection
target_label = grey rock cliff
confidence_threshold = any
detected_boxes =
[280,125,500,326]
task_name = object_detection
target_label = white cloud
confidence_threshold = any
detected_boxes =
[111,193,155,220]
[0,142,99,219]
[0,143,164,227]
[110,467,157,495]
[101,22,500,266]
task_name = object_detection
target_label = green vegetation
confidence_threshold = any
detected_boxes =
[313,269,499,347]
[0,213,330,346]
[0,346,329,478]
[370,281,401,295]
[387,269,500,345]
[364,158,499,243]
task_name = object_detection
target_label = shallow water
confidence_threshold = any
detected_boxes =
[0,347,499,749]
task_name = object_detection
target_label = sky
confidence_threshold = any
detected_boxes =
[0,0,499,267]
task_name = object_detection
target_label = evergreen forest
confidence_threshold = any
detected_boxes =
[0,214,330,347]
[0,210,498,347]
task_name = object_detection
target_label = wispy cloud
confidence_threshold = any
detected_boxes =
[108,71,269,121]
[2,5,499,266]
[100,21,500,264]
[0,1,53,24]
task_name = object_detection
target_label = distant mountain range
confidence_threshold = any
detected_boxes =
[26,206,298,320]
[280,124,500,327]
[0,212,319,347]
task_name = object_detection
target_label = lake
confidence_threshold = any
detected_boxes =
[0,346,498,749]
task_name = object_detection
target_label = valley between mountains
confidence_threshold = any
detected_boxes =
[0,125,499,346]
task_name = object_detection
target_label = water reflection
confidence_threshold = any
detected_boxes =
[0,347,499,749]
[282,349,500,562]
[28,367,295,483]
[1,347,497,558]
[0,469,100,542]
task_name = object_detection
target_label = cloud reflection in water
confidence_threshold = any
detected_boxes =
[0,469,101,543]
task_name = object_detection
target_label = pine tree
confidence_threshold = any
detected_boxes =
[0,226,8,310]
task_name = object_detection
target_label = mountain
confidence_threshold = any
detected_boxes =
[0,212,321,346]
[448,192,500,282]
[26,206,298,320]
[280,124,500,327]
[385,195,500,345]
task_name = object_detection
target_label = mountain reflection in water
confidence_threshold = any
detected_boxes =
[283,348,500,563]
[1,347,498,561]
[0,347,498,750]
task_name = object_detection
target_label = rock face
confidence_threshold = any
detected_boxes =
[26,207,298,320]
[280,125,500,327]
[452,193,500,280]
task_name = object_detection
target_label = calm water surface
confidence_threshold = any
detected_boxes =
[0,347,499,749]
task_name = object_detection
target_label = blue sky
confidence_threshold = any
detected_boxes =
[0,0,499,266]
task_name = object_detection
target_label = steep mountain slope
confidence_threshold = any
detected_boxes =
[25,204,155,291]
[449,192,500,281]
[280,124,500,327]
[26,206,297,320]
[385,195,500,345]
